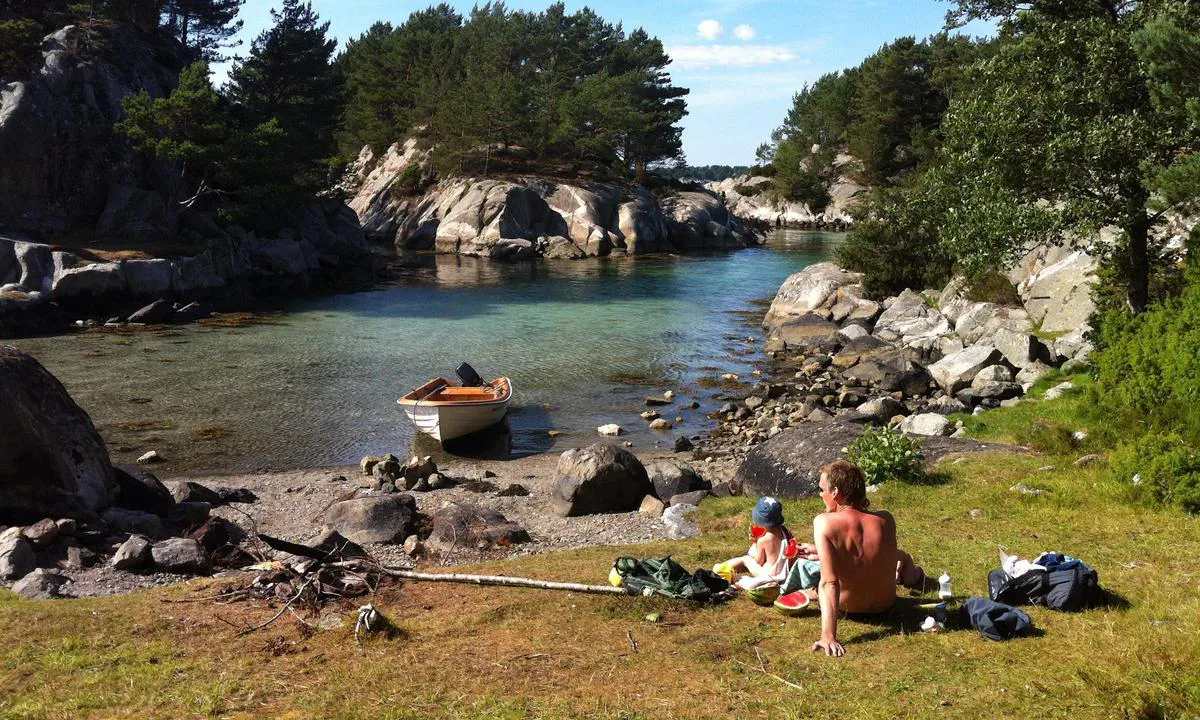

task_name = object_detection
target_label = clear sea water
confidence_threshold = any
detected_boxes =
[11,230,840,473]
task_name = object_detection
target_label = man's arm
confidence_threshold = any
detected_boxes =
[812,514,845,657]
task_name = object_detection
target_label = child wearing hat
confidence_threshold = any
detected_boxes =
[718,496,809,587]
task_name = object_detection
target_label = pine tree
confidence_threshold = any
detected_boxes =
[160,0,244,61]
[225,0,341,195]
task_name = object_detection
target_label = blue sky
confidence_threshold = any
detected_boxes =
[215,1,993,166]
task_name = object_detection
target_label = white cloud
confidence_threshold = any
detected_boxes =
[732,24,756,41]
[668,44,798,69]
[697,19,724,40]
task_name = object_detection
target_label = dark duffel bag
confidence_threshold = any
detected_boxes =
[1043,565,1103,612]
[988,568,1050,606]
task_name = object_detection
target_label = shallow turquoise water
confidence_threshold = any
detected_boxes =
[12,230,840,472]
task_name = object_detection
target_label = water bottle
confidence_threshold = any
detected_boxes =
[938,572,953,601]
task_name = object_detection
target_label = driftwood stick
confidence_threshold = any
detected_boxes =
[371,566,626,595]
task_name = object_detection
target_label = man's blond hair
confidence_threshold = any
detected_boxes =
[821,459,869,509]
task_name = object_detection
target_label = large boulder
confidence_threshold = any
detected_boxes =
[763,263,861,330]
[11,568,70,599]
[733,422,1009,498]
[927,345,1005,395]
[899,413,953,437]
[0,346,114,523]
[150,538,211,574]
[1009,245,1099,333]
[767,313,842,354]
[872,289,951,348]
[428,503,529,550]
[323,493,417,544]
[645,460,709,501]
[51,261,126,301]
[0,528,36,579]
[551,442,652,517]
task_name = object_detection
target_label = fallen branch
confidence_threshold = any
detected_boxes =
[369,565,626,595]
[735,647,804,691]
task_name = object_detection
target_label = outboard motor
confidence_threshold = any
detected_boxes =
[455,362,485,387]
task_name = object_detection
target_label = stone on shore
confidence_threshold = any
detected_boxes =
[12,568,69,599]
[645,459,708,501]
[597,423,623,436]
[323,493,417,544]
[0,346,115,524]
[150,538,211,574]
[900,413,953,437]
[0,530,36,579]
[112,464,175,517]
[112,535,153,570]
[927,345,1004,395]
[763,263,861,328]
[551,442,652,517]
[428,503,529,550]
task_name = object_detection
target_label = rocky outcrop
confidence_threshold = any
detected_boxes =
[0,346,115,523]
[0,25,187,237]
[345,142,758,259]
[0,198,369,334]
[706,154,867,229]
[0,27,373,337]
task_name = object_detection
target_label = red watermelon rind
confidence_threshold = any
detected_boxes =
[773,591,811,616]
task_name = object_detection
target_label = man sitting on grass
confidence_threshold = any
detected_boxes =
[809,459,925,657]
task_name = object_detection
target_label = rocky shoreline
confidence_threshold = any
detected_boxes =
[346,140,762,259]
[705,155,867,230]
[2,246,1093,601]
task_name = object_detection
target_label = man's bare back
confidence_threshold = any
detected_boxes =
[809,460,923,657]
[814,508,898,614]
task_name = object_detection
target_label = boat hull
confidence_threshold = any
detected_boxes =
[401,399,510,441]
[397,377,513,442]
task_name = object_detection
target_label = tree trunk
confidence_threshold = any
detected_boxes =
[1127,210,1150,314]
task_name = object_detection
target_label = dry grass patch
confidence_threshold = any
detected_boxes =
[1,454,1197,719]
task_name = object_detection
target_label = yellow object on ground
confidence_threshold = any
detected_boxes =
[608,567,624,587]
[711,561,735,583]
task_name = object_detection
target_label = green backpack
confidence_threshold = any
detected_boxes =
[612,556,730,602]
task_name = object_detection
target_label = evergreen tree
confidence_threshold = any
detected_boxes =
[225,0,341,196]
[928,0,1200,313]
[160,0,244,61]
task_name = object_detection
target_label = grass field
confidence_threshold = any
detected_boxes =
[2,386,1198,719]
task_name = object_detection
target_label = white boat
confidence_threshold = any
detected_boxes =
[397,375,512,442]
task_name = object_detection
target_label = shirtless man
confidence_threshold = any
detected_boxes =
[810,459,923,657]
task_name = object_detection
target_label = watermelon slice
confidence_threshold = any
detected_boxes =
[774,591,812,616]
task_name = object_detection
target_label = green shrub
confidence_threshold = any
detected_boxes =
[835,188,952,297]
[732,183,762,197]
[965,271,1022,306]
[846,426,926,484]
[0,19,42,79]
[1015,419,1079,456]
[391,163,431,196]
[1091,264,1200,446]
[1109,434,1200,513]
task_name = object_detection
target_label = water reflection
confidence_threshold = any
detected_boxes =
[11,230,840,473]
